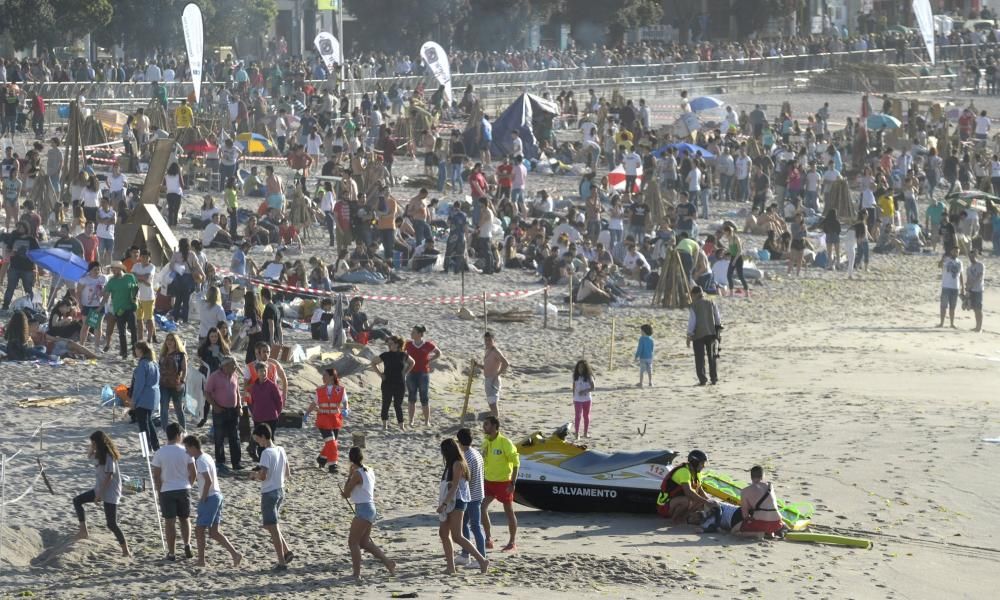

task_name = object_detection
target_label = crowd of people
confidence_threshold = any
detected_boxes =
[0,19,997,583]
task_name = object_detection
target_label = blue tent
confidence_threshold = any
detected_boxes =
[481,93,560,161]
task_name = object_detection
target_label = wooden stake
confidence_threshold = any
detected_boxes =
[482,291,488,330]
[39,421,43,451]
[461,270,466,309]
[543,287,548,329]
[459,359,477,424]
[609,318,616,371]
[37,459,54,494]
[568,277,574,329]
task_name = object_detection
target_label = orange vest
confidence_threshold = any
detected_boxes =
[315,385,344,430]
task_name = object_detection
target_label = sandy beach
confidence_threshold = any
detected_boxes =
[1,86,1000,599]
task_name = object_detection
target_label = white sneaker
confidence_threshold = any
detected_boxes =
[455,554,471,566]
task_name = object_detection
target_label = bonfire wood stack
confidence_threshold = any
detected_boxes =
[824,178,854,221]
[646,180,668,228]
[145,98,169,131]
[59,101,87,204]
[652,250,691,309]
[29,175,60,224]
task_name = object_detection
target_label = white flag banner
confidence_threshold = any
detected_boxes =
[420,41,452,104]
[314,32,341,74]
[182,3,204,103]
[912,0,935,65]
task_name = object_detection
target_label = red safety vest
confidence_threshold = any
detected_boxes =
[315,385,344,430]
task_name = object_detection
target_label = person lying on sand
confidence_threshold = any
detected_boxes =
[692,501,744,534]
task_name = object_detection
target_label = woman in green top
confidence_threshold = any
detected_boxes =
[724,224,748,297]
[224,176,239,239]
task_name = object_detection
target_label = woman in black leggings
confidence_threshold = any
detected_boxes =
[73,430,131,557]
[369,335,414,431]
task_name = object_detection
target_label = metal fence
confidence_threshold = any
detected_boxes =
[31,44,983,121]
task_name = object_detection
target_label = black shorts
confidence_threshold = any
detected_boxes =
[791,238,805,251]
[969,290,983,310]
[160,489,191,519]
[424,152,437,167]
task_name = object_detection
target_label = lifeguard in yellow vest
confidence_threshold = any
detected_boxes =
[304,367,350,473]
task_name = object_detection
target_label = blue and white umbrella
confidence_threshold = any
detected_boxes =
[689,96,724,112]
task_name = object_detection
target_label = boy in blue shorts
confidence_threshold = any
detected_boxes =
[184,435,243,567]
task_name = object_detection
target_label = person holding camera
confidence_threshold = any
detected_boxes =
[686,286,722,386]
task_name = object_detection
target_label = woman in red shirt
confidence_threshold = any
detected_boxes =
[404,325,441,428]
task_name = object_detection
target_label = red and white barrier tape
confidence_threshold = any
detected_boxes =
[242,156,289,163]
[219,268,546,304]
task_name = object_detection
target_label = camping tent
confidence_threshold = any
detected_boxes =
[488,93,560,160]
[114,203,179,266]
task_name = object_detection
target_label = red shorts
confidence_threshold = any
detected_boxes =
[484,480,513,504]
[740,518,783,534]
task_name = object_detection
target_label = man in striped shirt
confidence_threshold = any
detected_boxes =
[455,428,486,566]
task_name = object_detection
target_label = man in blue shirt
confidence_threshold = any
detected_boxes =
[230,240,255,285]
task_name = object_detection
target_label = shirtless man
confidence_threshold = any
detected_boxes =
[264,166,284,214]
[482,331,510,417]
[739,465,784,537]
[406,188,432,247]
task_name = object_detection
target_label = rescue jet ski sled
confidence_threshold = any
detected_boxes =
[514,424,677,513]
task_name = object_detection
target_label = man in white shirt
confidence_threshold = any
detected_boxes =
[687,163,704,217]
[201,213,232,249]
[145,62,161,83]
[219,139,242,183]
[622,148,642,192]
[803,164,820,211]
[183,435,243,568]
[274,109,288,154]
[151,423,196,561]
[96,196,116,265]
[717,149,735,202]
[131,249,157,343]
[975,110,991,143]
[511,157,528,214]
[510,131,523,159]
[623,243,651,281]
[253,423,292,570]
[638,98,651,132]
[580,119,600,169]
[821,160,841,196]
[938,245,964,329]
[734,149,751,202]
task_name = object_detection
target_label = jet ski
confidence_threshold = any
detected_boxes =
[514,424,677,514]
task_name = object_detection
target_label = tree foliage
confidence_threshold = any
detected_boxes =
[557,0,662,44]
[459,0,563,50]
[345,0,471,53]
[206,0,278,47]
[1,0,112,49]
